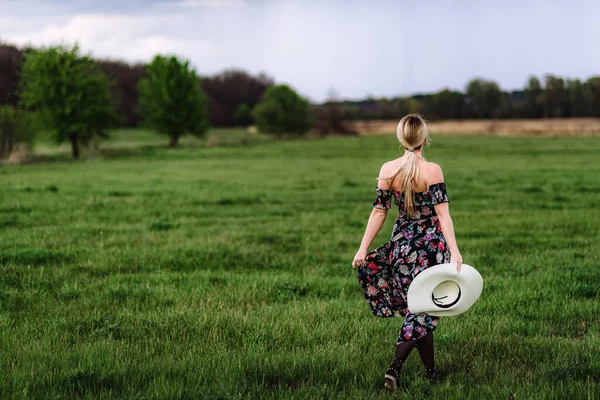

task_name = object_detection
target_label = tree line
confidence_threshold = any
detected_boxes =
[1,40,600,161]
[0,42,273,128]
[0,42,311,159]
[3,41,600,128]
[336,76,600,121]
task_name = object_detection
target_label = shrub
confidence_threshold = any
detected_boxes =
[253,84,312,136]
[312,102,357,136]
[234,103,253,127]
[0,106,39,160]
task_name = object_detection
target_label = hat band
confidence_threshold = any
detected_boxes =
[432,286,461,309]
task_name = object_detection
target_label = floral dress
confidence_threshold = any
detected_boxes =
[357,183,450,344]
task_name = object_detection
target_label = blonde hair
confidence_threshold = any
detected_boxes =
[379,113,431,217]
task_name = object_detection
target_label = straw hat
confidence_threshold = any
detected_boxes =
[407,263,483,317]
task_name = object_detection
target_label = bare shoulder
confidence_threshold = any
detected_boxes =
[376,160,397,190]
[379,160,396,175]
[422,161,444,185]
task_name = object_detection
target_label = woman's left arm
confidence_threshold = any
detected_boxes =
[352,207,388,269]
[352,165,391,269]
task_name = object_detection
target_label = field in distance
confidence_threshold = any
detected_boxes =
[351,117,600,136]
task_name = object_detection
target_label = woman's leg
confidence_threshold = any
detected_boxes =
[389,311,428,368]
[397,313,439,381]
[416,332,439,382]
[416,332,434,369]
[384,340,416,390]
[395,339,416,362]
[389,339,417,374]
[385,313,421,390]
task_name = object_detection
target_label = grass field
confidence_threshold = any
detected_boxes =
[1,129,599,399]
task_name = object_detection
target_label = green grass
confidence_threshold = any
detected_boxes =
[29,128,268,160]
[1,130,599,399]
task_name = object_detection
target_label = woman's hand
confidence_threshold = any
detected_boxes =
[352,248,368,269]
[451,249,463,273]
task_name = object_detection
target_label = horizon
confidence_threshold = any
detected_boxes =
[1,0,599,102]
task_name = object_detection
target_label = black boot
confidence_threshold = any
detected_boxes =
[385,338,417,391]
[384,358,403,391]
[425,367,439,383]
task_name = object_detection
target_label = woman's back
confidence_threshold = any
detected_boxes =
[378,158,443,193]
[376,158,446,219]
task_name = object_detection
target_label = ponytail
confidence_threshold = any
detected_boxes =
[382,150,421,217]
[378,114,430,218]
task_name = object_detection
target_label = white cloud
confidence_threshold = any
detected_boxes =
[1,12,215,64]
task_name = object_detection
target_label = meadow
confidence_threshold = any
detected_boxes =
[1,129,599,399]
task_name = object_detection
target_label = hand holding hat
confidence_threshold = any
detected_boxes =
[451,250,463,273]
[407,263,483,317]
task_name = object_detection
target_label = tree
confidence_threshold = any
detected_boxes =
[566,79,592,117]
[312,87,352,135]
[97,60,146,127]
[312,102,356,136]
[234,103,253,127]
[0,43,24,107]
[253,84,312,135]
[20,44,117,159]
[138,55,209,148]
[430,89,466,120]
[375,98,398,120]
[201,69,273,126]
[397,97,423,117]
[524,76,544,118]
[584,77,600,117]
[465,78,503,118]
[544,75,568,118]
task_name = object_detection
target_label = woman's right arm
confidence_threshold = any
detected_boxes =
[435,203,462,272]
[429,164,462,272]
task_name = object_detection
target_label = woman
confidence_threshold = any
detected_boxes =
[352,114,462,391]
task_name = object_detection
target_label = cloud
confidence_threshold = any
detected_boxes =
[1,12,215,64]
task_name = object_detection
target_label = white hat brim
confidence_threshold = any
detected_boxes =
[407,263,483,317]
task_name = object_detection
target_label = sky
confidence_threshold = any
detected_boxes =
[1,0,599,102]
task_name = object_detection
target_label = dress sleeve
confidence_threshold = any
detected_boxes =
[373,187,393,209]
[428,182,450,205]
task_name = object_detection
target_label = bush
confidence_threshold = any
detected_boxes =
[234,103,253,127]
[253,84,312,136]
[0,106,38,160]
[138,55,209,148]
[312,102,357,136]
